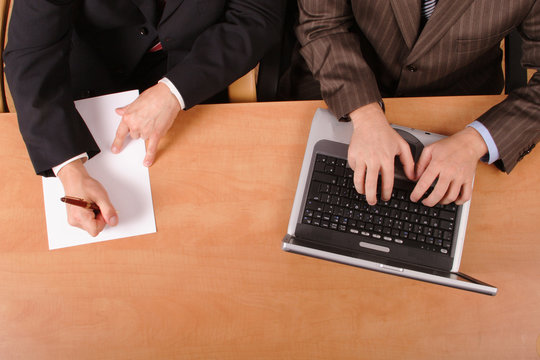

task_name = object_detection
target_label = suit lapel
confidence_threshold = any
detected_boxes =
[406,0,475,64]
[389,0,421,49]
[160,0,185,25]
[131,0,158,24]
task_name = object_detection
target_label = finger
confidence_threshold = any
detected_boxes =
[410,167,437,203]
[112,121,130,153]
[379,160,394,201]
[455,181,473,205]
[422,176,451,207]
[414,147,433,181]
[364,163,380,206]
[353,162,366,195]
[93,194,118,227]
[67,207,104,237]
[90,217,107,237]
[144,136,159,167]
[115,107,126,116]
[398,141,415,180]
[440,180,461,205]
[129,131,141,140]
[347,151,357,171]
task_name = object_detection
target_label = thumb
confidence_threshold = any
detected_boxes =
[115,107,126,116]
[94,197,118,226]
[398,140,415,180]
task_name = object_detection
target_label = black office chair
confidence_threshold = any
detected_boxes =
[228,0,293,102]
[255,0,297,101]
[504,30,528,93]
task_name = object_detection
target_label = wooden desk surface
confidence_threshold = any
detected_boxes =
[0,96,539,359]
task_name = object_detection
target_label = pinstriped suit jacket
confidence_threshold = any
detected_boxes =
[297,0,540,173]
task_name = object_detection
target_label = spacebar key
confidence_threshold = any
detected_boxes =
[359,241,390,253]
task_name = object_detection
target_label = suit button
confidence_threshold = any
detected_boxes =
[139,27,148,36]
[518,144,536,161]
[406,64,418,72]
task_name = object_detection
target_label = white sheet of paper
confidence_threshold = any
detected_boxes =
[43,90,156,250]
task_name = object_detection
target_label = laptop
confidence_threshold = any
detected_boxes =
[282,108,497,295]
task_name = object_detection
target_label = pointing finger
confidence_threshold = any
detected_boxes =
[144,136,160,167]
[112,121,130,154]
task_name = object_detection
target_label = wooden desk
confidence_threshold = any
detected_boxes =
[0,96,538,359]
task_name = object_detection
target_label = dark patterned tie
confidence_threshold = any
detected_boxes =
[421,0,438,20]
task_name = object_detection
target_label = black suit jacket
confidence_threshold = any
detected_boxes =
[4,0,284,176]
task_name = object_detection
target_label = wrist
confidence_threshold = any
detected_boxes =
[349,102,387,129]
[460,127,489,160]
[57,159,88,183]
[158,78,184,110]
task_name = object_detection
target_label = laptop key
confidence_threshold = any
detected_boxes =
[306,200,324,212]
[312,171,337,185]
[314,162,326,172]
[440,220,454,231]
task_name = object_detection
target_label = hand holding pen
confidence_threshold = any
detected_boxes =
[57,159,118,237]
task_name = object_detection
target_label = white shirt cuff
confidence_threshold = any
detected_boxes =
[159,77,185,110]
[467,121,500,164]
[52,153,89,176]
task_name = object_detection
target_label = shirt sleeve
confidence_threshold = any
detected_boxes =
[159,78,186,110]
[467,121,500,164]
[52,153,89,176]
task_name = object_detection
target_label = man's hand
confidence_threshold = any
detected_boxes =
[348,103,415,205]
[112,82,181,166]
[410,127,488,207]
[57,159,118,237]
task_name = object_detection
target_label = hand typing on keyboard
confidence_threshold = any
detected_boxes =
[410,127,488,206]
[348,104,488,207]
[348,103,415,205]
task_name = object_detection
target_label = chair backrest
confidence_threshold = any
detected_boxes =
[504,30,528,93]
[0,0,11,112]
[229,0,293,103]
[1,0,14,112]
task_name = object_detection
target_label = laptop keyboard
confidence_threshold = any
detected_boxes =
[302,154,458,256]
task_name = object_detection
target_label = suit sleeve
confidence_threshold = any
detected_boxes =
[295,0,381,119]
[164,0,285,109]
[4,0,100,177]
[475,1,540,173]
